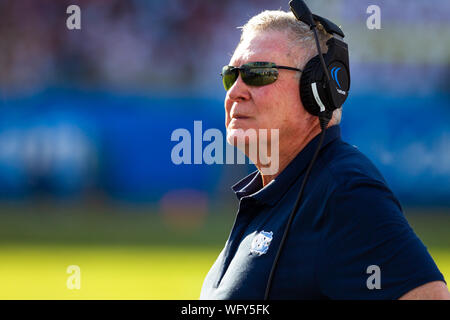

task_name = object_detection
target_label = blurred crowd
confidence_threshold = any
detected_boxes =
[0,0,285,96]
[0,0,449,97]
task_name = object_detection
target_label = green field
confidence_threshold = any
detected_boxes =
[0,205,449,299]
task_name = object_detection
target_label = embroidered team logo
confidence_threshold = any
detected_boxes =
[250,231,273,256]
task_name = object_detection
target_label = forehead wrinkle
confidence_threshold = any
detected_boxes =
[230,48,253,67]
[230,31,292,67]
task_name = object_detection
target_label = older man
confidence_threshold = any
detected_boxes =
[200,10,449,300]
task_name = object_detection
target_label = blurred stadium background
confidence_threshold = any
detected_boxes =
[0,0,449,299]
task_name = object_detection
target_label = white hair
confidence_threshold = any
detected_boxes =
[238,10,342,125]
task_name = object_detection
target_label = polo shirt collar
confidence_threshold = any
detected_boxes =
[232,125,341,207]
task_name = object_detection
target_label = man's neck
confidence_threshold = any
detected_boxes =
[258,123,323,187]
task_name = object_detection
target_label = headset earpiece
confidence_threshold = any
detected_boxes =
[300,55,329,116]
[299,36,350,117]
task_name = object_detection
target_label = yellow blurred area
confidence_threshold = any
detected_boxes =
[0,245,219,300]
[429,248,450,284]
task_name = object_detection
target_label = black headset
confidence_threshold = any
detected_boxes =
[264,0,351,300]
[292,0,351,122]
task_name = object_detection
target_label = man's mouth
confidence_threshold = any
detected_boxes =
[231,114,250,119]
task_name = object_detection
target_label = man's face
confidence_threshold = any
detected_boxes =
[225,30,309,149]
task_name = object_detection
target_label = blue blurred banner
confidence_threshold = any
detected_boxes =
[0,89,449,206]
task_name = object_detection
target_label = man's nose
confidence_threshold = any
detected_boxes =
[228,74,251,102]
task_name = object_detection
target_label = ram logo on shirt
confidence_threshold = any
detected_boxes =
[250,231,273,256]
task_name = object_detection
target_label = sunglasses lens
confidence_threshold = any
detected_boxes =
[221,63,279,91]
[241,67,278,87]
[222,66,238,91]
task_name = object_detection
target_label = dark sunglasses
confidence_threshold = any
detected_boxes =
[221,62,302,91]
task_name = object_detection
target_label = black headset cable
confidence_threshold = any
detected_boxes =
[264,114,331,300]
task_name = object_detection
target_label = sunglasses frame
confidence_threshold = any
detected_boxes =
[221,62,302,91]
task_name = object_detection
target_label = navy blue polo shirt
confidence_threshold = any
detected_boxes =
[200,125,445,300]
